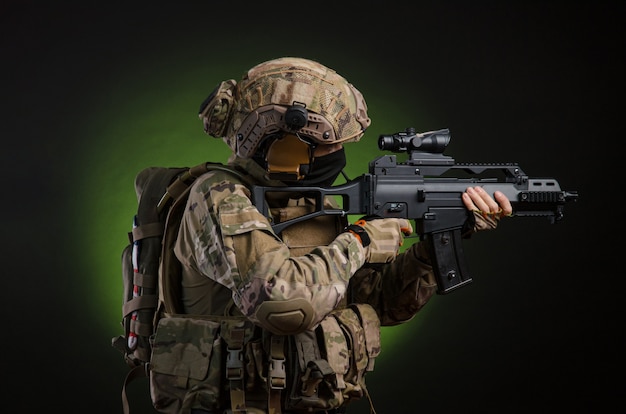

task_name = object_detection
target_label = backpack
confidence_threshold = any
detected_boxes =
[111,161,241,414]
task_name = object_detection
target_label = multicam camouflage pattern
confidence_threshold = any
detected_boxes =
[349,240,438,326]
[199,57,371,157]
[163,155,441,412]
[174,156,366,331]
[352,303,381,371]
[287,304,381,410]
[359,217,414,263]
[199,79,236,138]
[149,317,223,413]
[150,316,261,413]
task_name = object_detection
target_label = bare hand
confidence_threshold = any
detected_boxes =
[462,186,512,217]
[462,186,513,232]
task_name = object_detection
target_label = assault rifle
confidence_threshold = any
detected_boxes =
[252,128,578,294]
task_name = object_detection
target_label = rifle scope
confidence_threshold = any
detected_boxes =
[379,128,450,154]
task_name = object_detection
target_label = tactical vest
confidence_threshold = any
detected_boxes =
[150,179,381,413]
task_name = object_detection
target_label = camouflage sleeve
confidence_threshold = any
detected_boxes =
[347,240,438,326]
[174,170,366,329]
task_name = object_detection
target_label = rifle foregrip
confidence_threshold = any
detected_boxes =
[424,228,473,294]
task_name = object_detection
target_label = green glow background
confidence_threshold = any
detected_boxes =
[2,2,623,412]
[74,49,431,349]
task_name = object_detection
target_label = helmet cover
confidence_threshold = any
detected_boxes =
[199,57,371,158]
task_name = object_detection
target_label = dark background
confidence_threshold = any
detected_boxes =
[2,2,623,413]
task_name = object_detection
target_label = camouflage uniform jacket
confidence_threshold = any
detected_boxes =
[173,156,438,325]
[151,155,440,413]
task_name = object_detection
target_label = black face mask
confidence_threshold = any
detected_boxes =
[290,147,347,187]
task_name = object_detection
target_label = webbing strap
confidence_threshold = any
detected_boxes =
[132,271,156,289]
[131,221,163,241]
[122,295,158,321]
[121,364,147,414]
[268,335,286,414]
[225,326,247,414]
[128,313,155,337]
[157,162,213,213]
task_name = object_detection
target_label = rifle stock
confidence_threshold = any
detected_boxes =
[252,128,578,294]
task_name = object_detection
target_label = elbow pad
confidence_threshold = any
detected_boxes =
[254,298,315,335]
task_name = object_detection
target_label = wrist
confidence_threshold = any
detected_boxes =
[345,224,371,247]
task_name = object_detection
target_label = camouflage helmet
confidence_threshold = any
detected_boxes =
[199,57,371,158]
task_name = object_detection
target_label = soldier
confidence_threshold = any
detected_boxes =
[150,57,512,414]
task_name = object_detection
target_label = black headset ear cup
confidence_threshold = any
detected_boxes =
[284,103,308,130]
